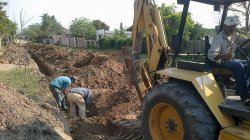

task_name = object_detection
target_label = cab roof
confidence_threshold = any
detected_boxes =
[192,0,248,5]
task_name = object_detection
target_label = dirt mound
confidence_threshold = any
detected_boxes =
[0,43,26,65]
[0,84,72,140]
[25,44,140,118]
[1,43,141,139]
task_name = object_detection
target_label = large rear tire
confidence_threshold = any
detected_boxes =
[141,82,220,140]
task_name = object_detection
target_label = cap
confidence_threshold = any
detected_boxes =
[224,16,239,26]
[70,76,78,83]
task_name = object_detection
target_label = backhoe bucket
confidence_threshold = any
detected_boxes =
[123,46,136,86]
[123,46,152,101]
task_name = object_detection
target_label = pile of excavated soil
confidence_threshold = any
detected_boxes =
[0,43,26,65]
[0,84,72,140]
[0,43,141,139]
[25,43,141,120]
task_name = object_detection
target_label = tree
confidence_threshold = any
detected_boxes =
[204,28,216,36]
[22,23,41,42]
[92,20,109,30]
[160,4,197,44]
[119,22,124,31]
[18,9,33,37]
[69,17,96,39]
[229,2,250,32]
[160,3,177,16]
[125,25,132,31]
[190,23,205,40]
[0,1,17,46]
[113,29,126,40]
[40,13,64,39]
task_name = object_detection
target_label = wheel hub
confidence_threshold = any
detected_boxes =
[149,103,184,140]
[166,118,177,134]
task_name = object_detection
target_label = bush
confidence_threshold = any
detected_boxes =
[98,37,133,50]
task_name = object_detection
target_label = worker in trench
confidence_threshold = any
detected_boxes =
[49,76,78,111]
[67,81,94,118]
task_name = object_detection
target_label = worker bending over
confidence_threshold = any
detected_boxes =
[49,76,78,111]
[67,81,93,118]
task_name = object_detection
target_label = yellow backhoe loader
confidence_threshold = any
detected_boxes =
[123,0,250,139]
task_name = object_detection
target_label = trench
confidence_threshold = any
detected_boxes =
[27,49,143,140]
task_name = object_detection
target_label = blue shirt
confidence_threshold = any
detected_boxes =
[69,87,93,104]
[50,76,72,90]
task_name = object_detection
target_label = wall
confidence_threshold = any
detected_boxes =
[96,29,132,41]
[43,35,97,48]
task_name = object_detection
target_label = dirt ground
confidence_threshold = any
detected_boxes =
[0,43,142,140]
[0,84,72,140]
[0,64,16,71]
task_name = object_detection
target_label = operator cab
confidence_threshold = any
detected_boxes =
[174,0,250,120]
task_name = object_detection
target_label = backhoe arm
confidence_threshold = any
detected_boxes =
[123,0,170,100]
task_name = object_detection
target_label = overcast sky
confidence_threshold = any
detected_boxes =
[6,0,224,30]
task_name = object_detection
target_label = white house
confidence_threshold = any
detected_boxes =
[96,29,132,41]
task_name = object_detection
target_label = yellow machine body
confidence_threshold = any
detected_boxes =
[123,0,250,139]
[157,68,250,140]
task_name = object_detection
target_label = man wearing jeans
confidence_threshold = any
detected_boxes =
[49,76,78,111]
[207,16,250,104]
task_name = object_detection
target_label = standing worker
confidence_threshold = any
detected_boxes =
[67,81,93,118]
[49,76,78,111]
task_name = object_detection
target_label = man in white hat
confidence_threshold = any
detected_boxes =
[207,16,250,105]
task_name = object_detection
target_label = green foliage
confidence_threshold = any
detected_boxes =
[113,29,127,39]
[0,18,17,36]
[0,68,47,97]
[40,13,64,39]
[189,23,205,40]
[98,36,132,50]
[92,20,110,30]
[22,23,42,42]
[125,26,132,31]
[119,22,124,31]
[203,28,216,37]
[159,3,210,54]
[98,27,132,49]
[162,12,182,42]
[0,2,17,36]
[160,3,177,16]
[70,17,96,39]
[162,11,195,43]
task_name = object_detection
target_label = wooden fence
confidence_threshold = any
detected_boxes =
[186,40,205,54]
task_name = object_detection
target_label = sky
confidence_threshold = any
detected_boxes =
[5,0,224,31]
